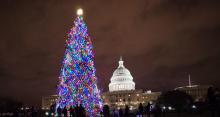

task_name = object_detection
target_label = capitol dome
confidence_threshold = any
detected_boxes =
[109,57,135,92]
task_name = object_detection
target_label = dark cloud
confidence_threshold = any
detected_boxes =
[0,0,220,106]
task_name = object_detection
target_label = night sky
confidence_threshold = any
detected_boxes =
[0,0,220,106]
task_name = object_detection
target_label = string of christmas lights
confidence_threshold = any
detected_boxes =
[56,10,103,116]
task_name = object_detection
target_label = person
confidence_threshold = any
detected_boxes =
[207,87,217,117]
[100,111,104,117]
[119,108,123,117]
[49,103,56,116]
[154,104,161,117]
[57,106,62,117]
[75,104,80,117]
[112,108,117,117]
[31,106,37,117]
[79,104,85,117]
[124,105,129,116]
[138,103,144,116]
[13,107,19,117]
[145,103,151,117]
[103,105,110,117]
[70,106,75,117]
[62,106,67,117]
[214,88,220,117]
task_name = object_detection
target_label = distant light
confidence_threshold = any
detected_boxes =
[77,8,83,15]
[45,112,49,116]
[168,106,172,110]
[146,90,152,94]
[192,105,196,109]
[162,106,166,110]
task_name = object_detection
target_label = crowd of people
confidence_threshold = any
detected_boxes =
[50,104,86,117]
[49,103,152,117]
[101,103,154,117]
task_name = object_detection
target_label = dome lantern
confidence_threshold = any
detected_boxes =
[118,56,124,68]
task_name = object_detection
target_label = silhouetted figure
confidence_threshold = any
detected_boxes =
[100,111,103,117]
[119,108,123,117]
[62,106,68,117]
[13,107,19,117]
[215,88,220,117]
[154,104,161,117]
[31,106,37,117]
[70,106,75,117]
[146,103,151,117]
[124,105,129,116]
[79,104,85,117]
[75,104,79,117]
[49,103,56,116]
[138,103,144,116]
[207,87,217,117]
[112,108,117,117]
[57,106,62,117]
[103,105,110,117]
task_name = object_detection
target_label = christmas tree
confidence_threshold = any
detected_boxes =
[56,8,103,116]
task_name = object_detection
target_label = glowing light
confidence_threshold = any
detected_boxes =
[168,106,172,110]
[146,90,152,94]
[45,112,49,116]
[162,106,166,110]
[192,105,196,109]
[77,8,83,15]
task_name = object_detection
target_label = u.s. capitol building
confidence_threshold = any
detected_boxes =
[102,57,161,110]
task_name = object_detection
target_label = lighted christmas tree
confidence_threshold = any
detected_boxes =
[56,8,103,116]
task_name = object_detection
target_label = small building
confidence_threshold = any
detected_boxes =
[42,95,58,110]
[175,85,212,102]
[102,57,161,110]
[175,75,212,102]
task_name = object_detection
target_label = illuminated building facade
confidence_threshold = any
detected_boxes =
[109,57,135,92]
[102,57,161,109]
[42,95,58,110]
